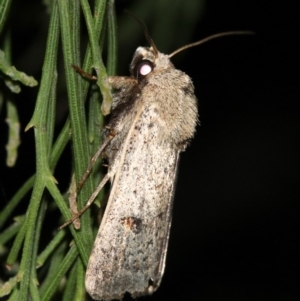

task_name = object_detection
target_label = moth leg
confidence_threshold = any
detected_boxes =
[59,132,116,230]
[77,132,115,192]
[71,66,138,90]
[59,174,111,229]
[108,76,138,90]
[71,64,97,80]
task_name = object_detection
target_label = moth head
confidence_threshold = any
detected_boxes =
[130,46,173,79]
[127,12,175,79]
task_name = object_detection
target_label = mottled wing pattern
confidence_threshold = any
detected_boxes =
[85,103,179,300]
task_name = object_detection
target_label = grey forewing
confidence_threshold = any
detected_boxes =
[86,103,180,300]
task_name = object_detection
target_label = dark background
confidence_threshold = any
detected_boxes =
[0,0,299,300]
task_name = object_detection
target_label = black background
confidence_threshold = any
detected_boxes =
[0,1,299,300]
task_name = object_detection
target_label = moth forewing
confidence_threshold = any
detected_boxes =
[85,46,198,300]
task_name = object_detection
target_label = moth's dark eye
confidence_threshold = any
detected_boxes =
[135,60,154,78]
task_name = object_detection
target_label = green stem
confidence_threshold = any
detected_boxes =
[57,0,94,250]
[62,261,77,301]
[0,216,25,245]
[19,4,60,299]
[0,0,12,34]
[36,230,66,268]
[0,176,34,229]
[80,0,112,115]
[107,0,117,75]
[41,245,78,301]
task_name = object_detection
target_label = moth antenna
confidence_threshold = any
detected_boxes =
[168,31,255,58]
[124,10,159,57]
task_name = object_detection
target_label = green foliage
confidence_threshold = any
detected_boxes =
[0,0,116,300]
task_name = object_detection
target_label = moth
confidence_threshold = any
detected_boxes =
[68,30,252,300]
[85,39,198,301]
